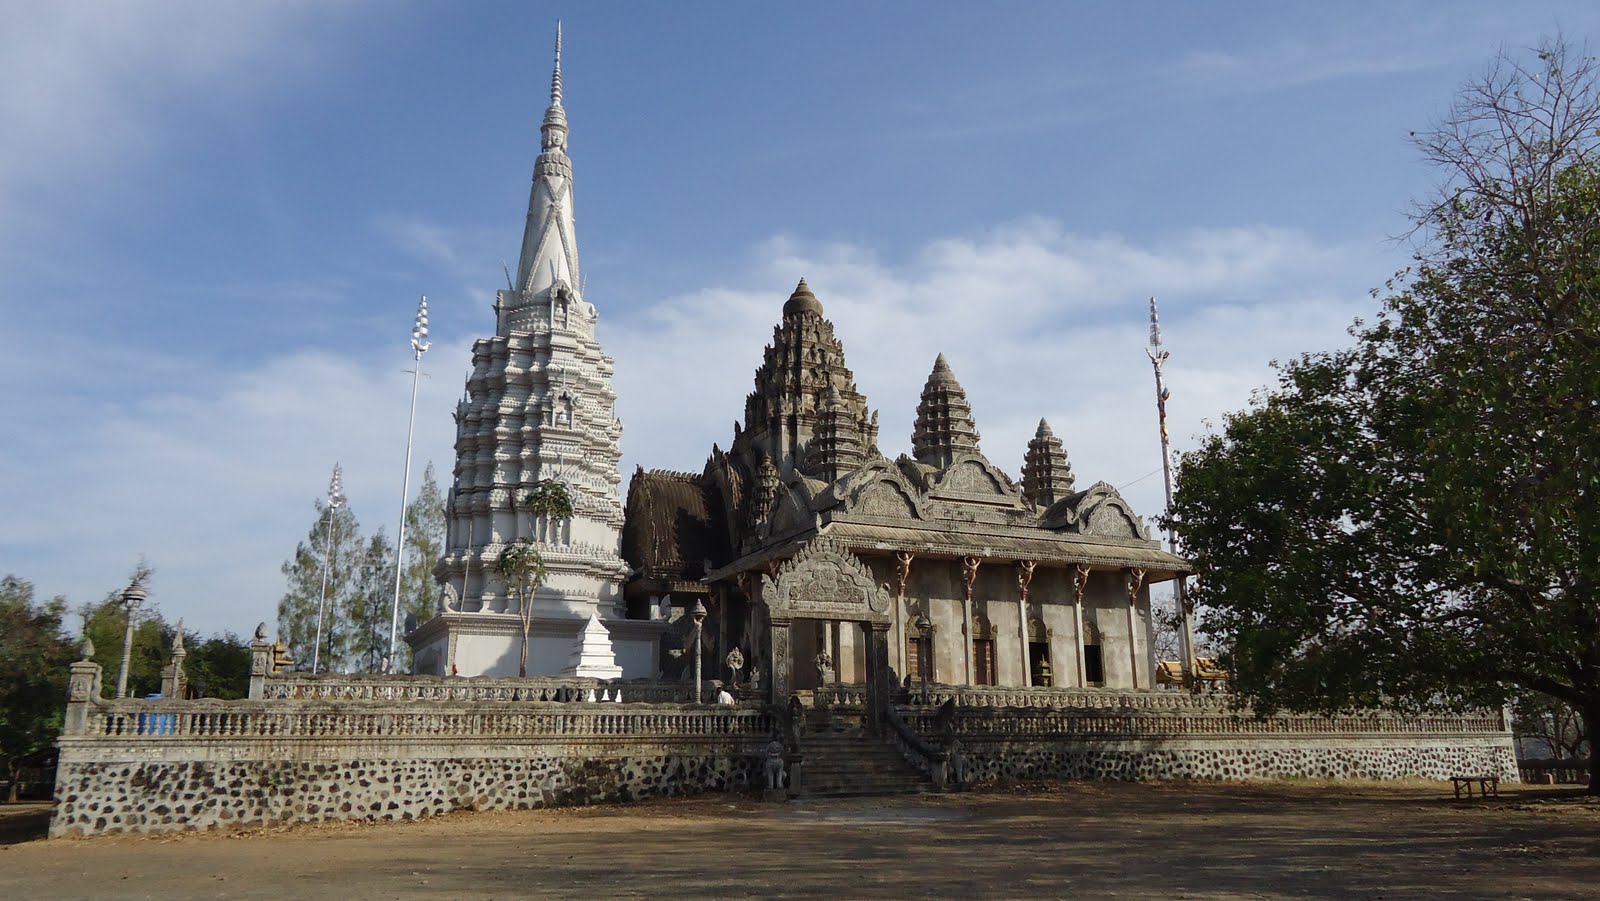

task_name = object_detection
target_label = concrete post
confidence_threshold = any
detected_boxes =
[248,622,272,700]
[64,640,103,736]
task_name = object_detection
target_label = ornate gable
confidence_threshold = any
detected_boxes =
[928,452,1023,508]
[759,534,892,623]
[838,462,927,521]
[1070,481,1150,540]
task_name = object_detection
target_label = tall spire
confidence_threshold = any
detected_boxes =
[912,354,982,469]
[511,23,579,312]
[1022,418,1075,507]
[551,21,563,106]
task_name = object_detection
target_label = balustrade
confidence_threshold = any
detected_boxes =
[69,697,771,743]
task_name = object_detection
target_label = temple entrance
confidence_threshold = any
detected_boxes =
[791,618,866,690]
[753,536,895,726]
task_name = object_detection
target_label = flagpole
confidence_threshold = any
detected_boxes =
[313,464,344,675]
[386,296,430,673]
[1147,298,1198,682]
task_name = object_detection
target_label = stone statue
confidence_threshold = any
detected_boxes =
[785,694,806,745]
[946,737,970,788]
[764,737,787,790]
[814,649,834,685]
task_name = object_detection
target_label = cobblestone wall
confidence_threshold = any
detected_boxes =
[953,738,1518,785]
[52,751,756,837]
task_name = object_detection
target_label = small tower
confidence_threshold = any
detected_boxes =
[912,354,981,469]
[806,386,867,482]
[1021,418,1075,507]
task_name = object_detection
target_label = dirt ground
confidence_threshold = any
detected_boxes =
[2,781,1597,900]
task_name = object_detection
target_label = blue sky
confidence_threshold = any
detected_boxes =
[3,1,1597,638]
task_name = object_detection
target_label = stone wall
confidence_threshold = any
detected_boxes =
[53,658,773,838]
[53,748,758,837]
[907,703,1518,785]
[52,653,1518,838]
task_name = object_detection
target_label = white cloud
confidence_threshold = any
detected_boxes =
[0,214,1395,639]
[609,219,1387,539]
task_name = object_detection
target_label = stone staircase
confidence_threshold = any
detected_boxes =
[794,707,935,799]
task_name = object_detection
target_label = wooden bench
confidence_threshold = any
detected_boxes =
[1450,775,1499,798]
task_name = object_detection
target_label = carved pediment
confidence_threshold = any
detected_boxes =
[758,534,892,623]
[1070,481,1150,540]
[837,462,927,521]
[929,453,1022,506]
[853,479,922,519]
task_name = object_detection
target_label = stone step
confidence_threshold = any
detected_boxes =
[792,726,935,799]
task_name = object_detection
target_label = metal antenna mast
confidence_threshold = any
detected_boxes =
[386,296,431,672]
[1147,298,1198,681]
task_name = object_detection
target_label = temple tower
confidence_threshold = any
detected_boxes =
[1021,418,1076,507]
[410,28,653,678]
[911,354,982,469]
[736,279,878,477]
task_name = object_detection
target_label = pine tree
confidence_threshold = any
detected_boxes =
[277,494,362,672]
[344,529,396,673]
[401,463,446,626]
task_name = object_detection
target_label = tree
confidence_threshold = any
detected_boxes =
[345,529,396,673]
[494,479,574,678]
[1170,37,1600,792]
[81,597,165,700]
[1512,691,1590,760]
[181,631,251,700]
[397,462,447,668]
[277,493,362,671]
[0,576,77,801]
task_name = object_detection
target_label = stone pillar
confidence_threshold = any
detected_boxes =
[63,641,103,736]
[865,623,891,734]
[768,617,793,704]
[829,620,842,684]
[1071,565,1089,688]
[1125,568,1146,690]
[961,556,980,685]
[159,625,188,700]
[1016,561,1035,688]
[893,552,913,683]
[248,622,272,700]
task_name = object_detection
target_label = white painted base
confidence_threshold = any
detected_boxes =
[408,612,664,679]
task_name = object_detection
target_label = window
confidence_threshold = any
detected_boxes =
[1029,641,1052,687]
[1083,643,1104,686]
[974,639,997,686]
[906,635,932,683]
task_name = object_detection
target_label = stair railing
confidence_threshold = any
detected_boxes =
[883,703,949,791]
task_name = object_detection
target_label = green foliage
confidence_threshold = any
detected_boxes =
[1169,37,1600,789]
[81,595,167,699]
[180,631,250,700]
[278,464,450,673]
[276,496,362,671]
[0,576,77,800]
[345,529,396,673]
[495,539,548,678]
[398,463,447,668]
[523,478,575,521]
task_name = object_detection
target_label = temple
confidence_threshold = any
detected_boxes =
[624,280,1187,708]
[46,26,1519,838]
[408,28,660,677]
